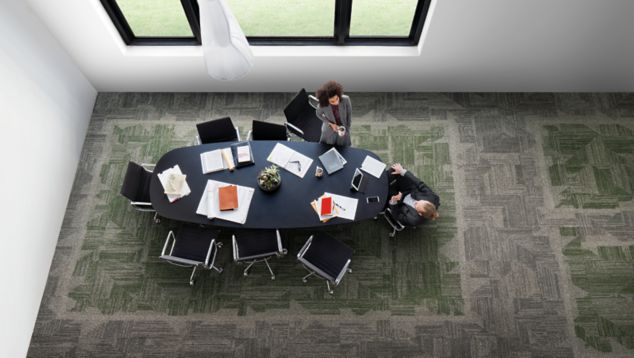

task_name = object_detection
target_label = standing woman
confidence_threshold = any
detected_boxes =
[315,81,352,147]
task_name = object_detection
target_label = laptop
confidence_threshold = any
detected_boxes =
[350,168,367,192]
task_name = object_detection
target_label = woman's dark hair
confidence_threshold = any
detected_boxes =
[316,81,343,107]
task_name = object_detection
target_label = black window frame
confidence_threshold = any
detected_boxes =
[100,0,431,46]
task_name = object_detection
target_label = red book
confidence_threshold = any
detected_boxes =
[320,196,333,216]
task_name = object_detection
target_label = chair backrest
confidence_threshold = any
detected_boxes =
[298,233,353,282]
[283,89,322,141]
[283,88,310,124]
[196,117,238,144]
[251,120,287,141]
[120,161,152,202]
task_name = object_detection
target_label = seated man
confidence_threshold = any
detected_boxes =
[387,163,440,226]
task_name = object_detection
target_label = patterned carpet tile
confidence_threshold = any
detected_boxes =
[65,120,459,317]
[543,124,634,209]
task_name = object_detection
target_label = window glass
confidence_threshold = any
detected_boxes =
[116,0,194,37]
[226,0,335,37]
[349,0,418,37]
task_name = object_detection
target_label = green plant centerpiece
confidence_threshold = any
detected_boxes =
[257,164,282,192]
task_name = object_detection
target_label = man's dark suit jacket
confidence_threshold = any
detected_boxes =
[389,171,440,227]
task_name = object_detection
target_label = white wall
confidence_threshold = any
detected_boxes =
[0,1,97,357]
[27,0,634,92]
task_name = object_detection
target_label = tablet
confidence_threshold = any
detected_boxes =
[351,168,364,192]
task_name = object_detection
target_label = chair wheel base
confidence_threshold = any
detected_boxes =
[270,275,275,280]
[189,280,195,286]
[389,232,396,238]
[243,271,249,277]
[302,278,307,283]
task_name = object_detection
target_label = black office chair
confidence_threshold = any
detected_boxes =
[120,161,160,223]
[297,233,353,294]
[196,117,241,144]
[232,229,287,280]
[246,120,289,141]
[283,88,322,142]
[159,226,223,286]
[380,207,407,238]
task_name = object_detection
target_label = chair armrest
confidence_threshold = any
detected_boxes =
[194,135,201,145]
[275,229,287,255]
[159,255,201,267]
[334,259,351,285]
[308,94,319,109]
[385,208,406,230]
[235,127,241,141]
[204,239,216,267]
[232,235,239,262]
[246,130,252,141]
[285,122,304,137]
[297,235,313,259]
[161,230,177,256]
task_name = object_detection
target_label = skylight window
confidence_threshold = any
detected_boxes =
[100,0,431,46]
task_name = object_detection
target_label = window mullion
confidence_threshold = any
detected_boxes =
[100,0,135,45]
[334,0,352,45]
[409,0,430,44]
[181,0,202,44]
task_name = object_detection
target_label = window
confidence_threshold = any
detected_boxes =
[100,0,431,46]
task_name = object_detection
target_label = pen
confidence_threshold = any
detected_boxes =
[335,203,346,211]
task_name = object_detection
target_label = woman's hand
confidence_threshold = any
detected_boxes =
[329,122,339,132]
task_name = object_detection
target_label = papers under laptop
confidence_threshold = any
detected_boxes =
[267,143,313,178]
[318,147,347,175]
[196,180,254,224]
[360,155,386,178]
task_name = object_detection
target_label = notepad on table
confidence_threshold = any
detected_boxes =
[200,148,235,174]
[218,185,238,211]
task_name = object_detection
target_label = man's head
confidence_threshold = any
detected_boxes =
[414,200,439,220]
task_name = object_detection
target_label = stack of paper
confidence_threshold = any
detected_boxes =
[196,180,254,224]
[157,165,191,202]
[310,194,339,222]
[267,143,313,178]
[310,192,359,222]
[360,156,387,178]
[200,148,235,174]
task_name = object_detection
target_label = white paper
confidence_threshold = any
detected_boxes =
[360,156,386,179]
[324,192,358,221]
[157,165,191,202]
[196,180,255,224]
[237,145,251,163]
[267,143,313,178]
[200,149,225,174]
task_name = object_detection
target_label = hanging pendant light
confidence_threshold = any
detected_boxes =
[198,0,254,81]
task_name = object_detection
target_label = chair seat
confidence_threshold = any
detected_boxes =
[171,227,219,263]
[120,161,152,203]
[302,233,353,280]
[234,230,280,260]
[294,109,322,142]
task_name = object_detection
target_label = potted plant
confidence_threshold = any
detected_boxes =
[257,164,281,192]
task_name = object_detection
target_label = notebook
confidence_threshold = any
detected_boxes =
[218,185,238,211]
[320,196,333,216]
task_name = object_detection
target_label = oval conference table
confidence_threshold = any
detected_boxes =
[150,141,388,229]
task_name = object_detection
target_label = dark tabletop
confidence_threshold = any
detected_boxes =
[150,141,389,229]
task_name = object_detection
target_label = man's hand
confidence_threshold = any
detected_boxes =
[391,163,405,175]
[389,192,403,204]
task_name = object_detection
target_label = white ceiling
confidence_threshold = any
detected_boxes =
[26,0,634,92]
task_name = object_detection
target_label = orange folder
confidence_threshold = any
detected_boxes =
[218,185,238,211]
